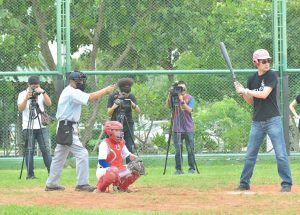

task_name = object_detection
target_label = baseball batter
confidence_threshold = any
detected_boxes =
[234,49,292,192]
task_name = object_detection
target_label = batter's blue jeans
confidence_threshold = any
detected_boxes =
[239,116,292,189]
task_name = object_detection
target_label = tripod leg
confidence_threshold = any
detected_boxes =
[19,154,25,179]
[20,104,35,179]
[163,117,173,175]
[193,153,200,174]
[19,129,27,179]
[19,128,31,179]
[123,116,139,156]
[26,128,34,178]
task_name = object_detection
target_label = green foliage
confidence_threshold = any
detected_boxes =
[194,96,251,152]
[1,0,300,71]
[175,51,201,69]
[151,132,167,152]
[133,75,170,120]
[1,0,300,155]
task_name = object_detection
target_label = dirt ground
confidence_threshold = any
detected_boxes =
[1,185,300,214]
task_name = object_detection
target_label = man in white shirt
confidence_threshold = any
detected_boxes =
[17,76,52,179]
[45,70,115,192]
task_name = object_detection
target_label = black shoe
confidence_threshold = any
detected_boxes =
[26,176,38,180]
[188,169,195,174]
[75,184,96,192]
[234,186,250,191]
[174,170,184,175]
[280,186,291,192]
[45,185,65,191]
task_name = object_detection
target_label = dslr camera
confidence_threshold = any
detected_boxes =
[169,81,184,96]
[31,87,41,99]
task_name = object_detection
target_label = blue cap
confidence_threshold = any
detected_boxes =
[68,71,87,81]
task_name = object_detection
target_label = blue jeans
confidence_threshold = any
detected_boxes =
[23,128,52,177]
[240,116,292,188]
[173,132,195,171]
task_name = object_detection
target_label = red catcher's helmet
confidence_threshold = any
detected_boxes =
[104,121,123,143]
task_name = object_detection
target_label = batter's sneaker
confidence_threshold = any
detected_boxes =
[280,186,291,192]
[45,185,65,191]
[234,186,250,191]
[75,184,96,192]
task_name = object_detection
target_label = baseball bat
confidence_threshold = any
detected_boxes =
[220,42,237,81]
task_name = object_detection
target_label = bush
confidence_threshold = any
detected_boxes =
[193,96,251,153]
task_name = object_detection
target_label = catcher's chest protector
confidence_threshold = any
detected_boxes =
[106,138,125,169]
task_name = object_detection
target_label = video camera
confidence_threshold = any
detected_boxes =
[169,81,184,96]
[115,94,132,110]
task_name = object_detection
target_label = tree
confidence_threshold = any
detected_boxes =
[193,96,251,152]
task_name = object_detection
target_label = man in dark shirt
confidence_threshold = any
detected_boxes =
[289,94,300,122]
[234,49,292,192]
[107,78,141,163]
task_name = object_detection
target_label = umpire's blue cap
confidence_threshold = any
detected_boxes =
[67,70,87,81]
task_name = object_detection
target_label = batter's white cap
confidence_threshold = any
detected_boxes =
[252,49,272,63]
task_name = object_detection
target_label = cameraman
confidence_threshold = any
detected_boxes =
[107,78,141,163]
[166,81,195,175]
[17,76,52,179]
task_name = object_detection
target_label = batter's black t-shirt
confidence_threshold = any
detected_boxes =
[107,92,137,131]
[295,94,300,104]
[247,70,280,121]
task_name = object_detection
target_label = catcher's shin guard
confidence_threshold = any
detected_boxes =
[96,167,119,192]
[117,172,139,191]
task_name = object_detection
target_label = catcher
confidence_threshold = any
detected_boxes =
[96,121,145,193]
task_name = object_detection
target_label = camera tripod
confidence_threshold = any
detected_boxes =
[117,109,139,159]
[163,95,199,175]
[19,98,48,179]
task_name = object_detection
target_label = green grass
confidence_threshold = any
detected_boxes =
[0,205,172,215]
[1,156,300,214]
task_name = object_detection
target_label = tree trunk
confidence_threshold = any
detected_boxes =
[81,2,158,146]
[31,0,63,96]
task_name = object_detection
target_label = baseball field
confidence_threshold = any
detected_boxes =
[1,156,300,214]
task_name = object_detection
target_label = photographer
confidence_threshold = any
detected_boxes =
[17,76,52,179]
[107,78,141,163]
[166,81,195,175]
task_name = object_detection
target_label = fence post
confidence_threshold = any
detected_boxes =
[273,0,289,154]
[56,0,71,86]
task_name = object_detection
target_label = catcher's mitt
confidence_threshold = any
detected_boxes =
[127,158,145,176]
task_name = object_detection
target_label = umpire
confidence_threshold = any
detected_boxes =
[45,70,114,192]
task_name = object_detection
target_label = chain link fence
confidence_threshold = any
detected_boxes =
[287,0,300,68]
[0,0,300,157]
[1,72,300,157]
